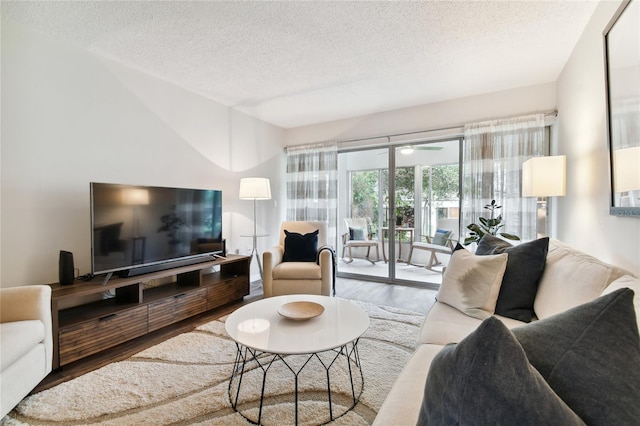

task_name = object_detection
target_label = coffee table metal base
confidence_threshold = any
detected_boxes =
[228,339,364,425]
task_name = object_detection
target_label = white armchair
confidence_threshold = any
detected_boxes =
[0,285,53,418]
[263,221,333,298]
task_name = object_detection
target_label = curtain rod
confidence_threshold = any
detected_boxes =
[333,110,558,146]
[336,124,460,145]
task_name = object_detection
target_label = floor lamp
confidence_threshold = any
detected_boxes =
[239,177,271,279]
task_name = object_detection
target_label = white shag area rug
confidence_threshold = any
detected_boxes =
[2,300,424,426]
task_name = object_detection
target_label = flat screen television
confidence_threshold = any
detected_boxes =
[90,182,223,277]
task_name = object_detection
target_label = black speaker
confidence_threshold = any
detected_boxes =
[59,250,75,285]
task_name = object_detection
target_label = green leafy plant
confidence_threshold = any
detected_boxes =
[157,205,190,246]
[464,200,520,245]
[396,202,414,227]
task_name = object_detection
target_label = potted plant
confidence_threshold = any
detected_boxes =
[464,200,520,245]
[395,204,414,228]
[158,205,190,247]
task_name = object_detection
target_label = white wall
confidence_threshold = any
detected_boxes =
[1,19,285,287]
[285,83,556,146]
[555,0,639,276]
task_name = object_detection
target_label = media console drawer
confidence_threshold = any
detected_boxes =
[207,276,248,310]
[148,288,208,332]
[58,305,148,366]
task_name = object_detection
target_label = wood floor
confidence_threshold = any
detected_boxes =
[335,277,437,314]
[35,278,435,393]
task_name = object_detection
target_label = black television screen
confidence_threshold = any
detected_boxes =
[90,183,223,276]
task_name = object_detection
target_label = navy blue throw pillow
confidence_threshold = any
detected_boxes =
[476,234,549,322]
[282,229,319,262]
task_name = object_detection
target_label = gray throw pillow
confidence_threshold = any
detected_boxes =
[348,226,366,241]
[476,234,549,322]
[431,229,451,246]
[511,288,640,426]
[417,317,585,426]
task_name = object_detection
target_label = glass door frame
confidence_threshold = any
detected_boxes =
[336,137,462,288]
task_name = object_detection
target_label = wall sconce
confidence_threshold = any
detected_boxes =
[522,155,567,197]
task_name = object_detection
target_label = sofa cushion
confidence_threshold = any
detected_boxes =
[418,317,584,426]
[476,234,549,322]
[534,240,630,319]
[372,344,443,426]
[272,261,322,280]
[417,301,526,346]
[512,288,640,425]
[0,320,45,371]
[282,229,318,262]
[601,275,640,331]
[436,245,507,320]
[410,241,452,255]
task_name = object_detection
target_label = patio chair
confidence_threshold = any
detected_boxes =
[407,229,456,272]
[342,217,380,264]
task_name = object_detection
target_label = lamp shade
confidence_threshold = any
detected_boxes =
[239,177,271,200]
[121,188,149,205]
[613,146,640,193]
[522,155,566,197]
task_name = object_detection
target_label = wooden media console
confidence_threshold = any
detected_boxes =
[48,255,250,369]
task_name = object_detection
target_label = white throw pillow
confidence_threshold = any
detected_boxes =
[436,248,508,320]
[602,275,640,332]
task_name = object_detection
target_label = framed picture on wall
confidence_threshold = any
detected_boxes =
[604,0,640,216]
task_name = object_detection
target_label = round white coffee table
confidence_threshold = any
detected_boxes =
[225,295,370,425]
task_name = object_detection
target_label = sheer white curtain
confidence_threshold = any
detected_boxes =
[462,114,547,242]
[286,142,338,248]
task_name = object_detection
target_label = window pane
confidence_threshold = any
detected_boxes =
[422,163,459,237]
[395,166,415,232]
[351,170,378,217]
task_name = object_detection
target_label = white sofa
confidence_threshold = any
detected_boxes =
[0,285,53,418]
[374,239,638,425]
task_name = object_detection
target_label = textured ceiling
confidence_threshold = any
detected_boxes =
[1,1,599,128]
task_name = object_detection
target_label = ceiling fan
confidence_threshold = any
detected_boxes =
[377,145,444,155]
[399,145,446,155]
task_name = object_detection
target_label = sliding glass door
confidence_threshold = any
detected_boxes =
[337,147,388,280]
[337,139,461,287]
